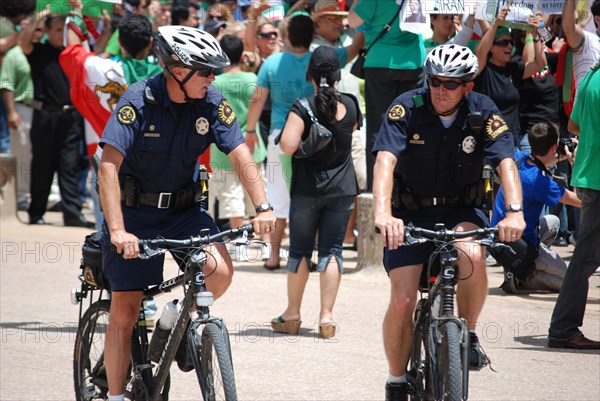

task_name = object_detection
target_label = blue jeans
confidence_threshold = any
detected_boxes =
[287,195,354,273]
[0,97,9,154]
[549,187,600,340]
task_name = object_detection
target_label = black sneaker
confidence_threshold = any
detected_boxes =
[552,236,568,247]
[500,274,520,294]
[385,381,409,401]
[469,332,490,370]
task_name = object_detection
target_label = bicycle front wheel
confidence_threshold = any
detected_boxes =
[199,322,237,401]
[436,321,462,401]
[74,300,111,401]
[409,300,434,401]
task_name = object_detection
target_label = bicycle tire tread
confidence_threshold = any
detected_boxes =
[200,322,237,401]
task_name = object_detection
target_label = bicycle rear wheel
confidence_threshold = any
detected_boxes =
[436,321,462,401]
[74,300,111,401]
[199,322,237,401]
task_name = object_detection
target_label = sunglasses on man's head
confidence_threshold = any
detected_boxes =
[428,77,464,90]
[196,67,215,77]
[257,31,278,39]
[494,38,515,47]
[319,14,344,22]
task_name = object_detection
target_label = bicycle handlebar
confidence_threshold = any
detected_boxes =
[138,224,254,259]
[405,225,498,241]
[403,224,509,251]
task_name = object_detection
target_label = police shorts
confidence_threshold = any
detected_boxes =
[101,205,219,291]
[384,206,489,273]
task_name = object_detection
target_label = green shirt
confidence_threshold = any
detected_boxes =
[105,29,122,57]
[353,0,425,70]
[119,57,162,85]
[0,45,33,105]
[570,65,600,191]
[211,71,266,170]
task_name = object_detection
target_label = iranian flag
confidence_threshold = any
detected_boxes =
[60,44,127,157]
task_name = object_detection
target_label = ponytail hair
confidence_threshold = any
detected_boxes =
[311,70,341,127]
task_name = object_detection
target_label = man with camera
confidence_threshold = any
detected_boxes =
[491,122,581,293]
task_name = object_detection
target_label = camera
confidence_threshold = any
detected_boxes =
[557,138,576,156]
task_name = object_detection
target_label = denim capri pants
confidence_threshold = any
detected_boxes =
[287,194,355,273]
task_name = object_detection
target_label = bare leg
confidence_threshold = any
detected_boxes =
[280,257,310,321]
[105,291,143,396]
[383,265,422,376]
[319,257,342,324]
[228,216,244,228]
[205,243,234,300]
[343,198,358,244]
[454,222,488,330]
[266,217,286,268]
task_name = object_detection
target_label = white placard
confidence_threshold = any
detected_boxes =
[399,0,432,35]
[539,0,564,14]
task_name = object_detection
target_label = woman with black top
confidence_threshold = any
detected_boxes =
[474,7,547,150]
[271,46,361,340]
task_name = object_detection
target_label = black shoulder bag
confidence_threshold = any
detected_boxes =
[294,98,333,159]
[350,2,404,79]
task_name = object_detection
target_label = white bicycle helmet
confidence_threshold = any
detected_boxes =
[156,25,230,70]
[424,44,479,81]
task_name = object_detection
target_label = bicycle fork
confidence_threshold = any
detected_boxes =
[431,251,470,401]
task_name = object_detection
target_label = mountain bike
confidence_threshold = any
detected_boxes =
[72,224,255,401]
[404,224,503,401]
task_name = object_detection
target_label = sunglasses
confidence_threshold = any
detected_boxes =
[196,67,215,77]
[428,77,464,90]
[209,15,224,21]
[494,38,515,47]
[257,31,278,39]
[319,14,344,22]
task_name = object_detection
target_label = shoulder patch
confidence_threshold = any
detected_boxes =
[217,100,236,128]
[117,105,137,126]
[388,104,406,121]
[486,114,508,140]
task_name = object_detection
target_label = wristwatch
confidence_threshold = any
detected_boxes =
[505,203,523,213]
[255,202,273,213]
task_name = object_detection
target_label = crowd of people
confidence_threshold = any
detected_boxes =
[1,1,599,400]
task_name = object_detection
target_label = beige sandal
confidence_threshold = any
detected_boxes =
[319,322,337,339]
[271,316,301,335]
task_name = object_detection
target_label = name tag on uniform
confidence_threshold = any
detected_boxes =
[409,133,425,145]
[144,133,160,138]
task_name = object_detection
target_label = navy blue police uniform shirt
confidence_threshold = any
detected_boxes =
[373,87,514,199]
[101,73,244,194]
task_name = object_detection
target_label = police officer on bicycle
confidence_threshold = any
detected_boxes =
[372,44,525,401]
[98,26,276,400]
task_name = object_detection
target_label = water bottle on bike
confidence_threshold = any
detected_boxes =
[149,300,180,362]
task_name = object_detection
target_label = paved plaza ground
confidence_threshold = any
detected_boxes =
[1,210,599,400]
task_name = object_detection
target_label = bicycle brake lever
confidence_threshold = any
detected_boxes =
[403,233,425,246]
[230,230,251,245]
[478,238,495,247]
[138,242,164,260]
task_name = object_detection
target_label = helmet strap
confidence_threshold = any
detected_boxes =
[165,66,197,102]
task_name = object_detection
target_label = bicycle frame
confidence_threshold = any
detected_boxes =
[406,224,500,401]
